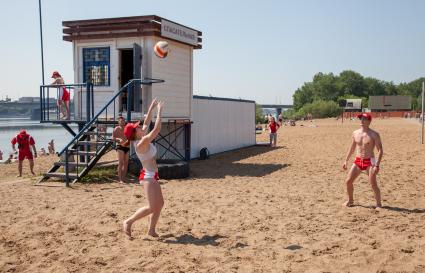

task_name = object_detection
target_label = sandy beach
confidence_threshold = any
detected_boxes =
[1,118,424,272]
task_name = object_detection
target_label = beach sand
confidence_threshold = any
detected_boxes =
[1,118,424,272]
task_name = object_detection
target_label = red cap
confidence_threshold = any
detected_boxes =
[51,71,61,78]
[123,121,141,139]
[19,130,27,135]
[357,113,372,121]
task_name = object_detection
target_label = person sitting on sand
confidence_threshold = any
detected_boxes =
[0,153,14,164]
[11,130,37,176]
[123,98,165,238]
[342,113,383,208]
[39,148,47,156]
[0,150,3,161]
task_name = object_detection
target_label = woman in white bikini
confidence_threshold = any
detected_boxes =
[122,98,164,238]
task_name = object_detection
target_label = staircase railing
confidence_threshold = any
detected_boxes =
[56,78,164,186]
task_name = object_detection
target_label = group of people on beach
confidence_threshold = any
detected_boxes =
[121,108,384,238]
[3,77,385,238]
[263,113,304,147]
[2,94,385,239]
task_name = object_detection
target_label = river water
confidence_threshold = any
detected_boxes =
[0,118,77,155]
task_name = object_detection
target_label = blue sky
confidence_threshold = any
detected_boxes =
[0,0,424,104]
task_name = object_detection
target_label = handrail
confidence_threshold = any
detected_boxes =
[40,82,92,122]
[58,78,164,155]
[40,83,87,88]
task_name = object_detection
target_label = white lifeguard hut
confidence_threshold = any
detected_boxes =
[62,15,202,120]
[39,15,255,184]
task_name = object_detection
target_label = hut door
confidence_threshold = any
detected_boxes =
[119,49,133,111]
[133,43,142,112]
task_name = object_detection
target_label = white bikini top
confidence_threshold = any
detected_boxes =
[135,142,157,161]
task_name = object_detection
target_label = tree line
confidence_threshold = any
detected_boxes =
[282,70,424,120]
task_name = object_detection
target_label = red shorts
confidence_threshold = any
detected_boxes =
[354,157,376,171]
[60,87,70,101]
[139,170,159,181]
[18,150,33,161]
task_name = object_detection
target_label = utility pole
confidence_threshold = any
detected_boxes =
[38,0,45,85]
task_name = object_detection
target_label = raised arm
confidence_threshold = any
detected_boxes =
[343,134,356,170]
[142,98,158,131]
[140,101,164,145]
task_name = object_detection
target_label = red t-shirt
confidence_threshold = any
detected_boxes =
[269,122,279,133]
[11,134,35,153]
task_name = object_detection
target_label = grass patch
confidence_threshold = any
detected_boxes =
[80,166,117,184]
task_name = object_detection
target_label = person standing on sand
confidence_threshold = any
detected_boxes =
[112,116,130,184]
[48,139,55,154]
[342,113,383,208]
[11,130,37,177]
[267,116,280,147]
[123,98,165,238]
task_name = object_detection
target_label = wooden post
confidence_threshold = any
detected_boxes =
[421,82,425,144]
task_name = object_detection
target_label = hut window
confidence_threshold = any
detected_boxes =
[83,47,110,86]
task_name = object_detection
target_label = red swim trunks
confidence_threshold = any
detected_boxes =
[18,150,33,161]
[139,170,159,181]
[354,157,376,171]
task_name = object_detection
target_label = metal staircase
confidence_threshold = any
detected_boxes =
[38,78,164,186]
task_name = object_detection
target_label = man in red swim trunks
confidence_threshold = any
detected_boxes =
[11,130,37,177]
[342,113,383,208]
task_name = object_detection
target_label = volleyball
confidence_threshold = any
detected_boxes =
[154,41,169,58]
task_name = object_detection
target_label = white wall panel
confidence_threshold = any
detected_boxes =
[191,97,255,159]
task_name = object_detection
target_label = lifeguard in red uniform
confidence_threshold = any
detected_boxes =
[11,130,37,177]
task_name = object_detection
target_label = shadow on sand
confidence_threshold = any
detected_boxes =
[190,146,289,179]
[160,233,227,246]
[354,204,425,213]
[381,206,425,214]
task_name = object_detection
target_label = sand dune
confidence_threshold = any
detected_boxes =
[1,118,424,272]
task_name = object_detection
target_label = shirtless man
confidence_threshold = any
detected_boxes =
[112,116,129,184]
[342,113,383,208]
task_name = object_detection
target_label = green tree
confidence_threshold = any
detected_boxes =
[293,82,314,110]
[312,72,339,101]
[364,77,386,96]
[336,70,366,97]
[255,104,264,123]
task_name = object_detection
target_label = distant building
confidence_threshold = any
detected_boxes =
[18,97,42,103]
[18,97,41,103]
